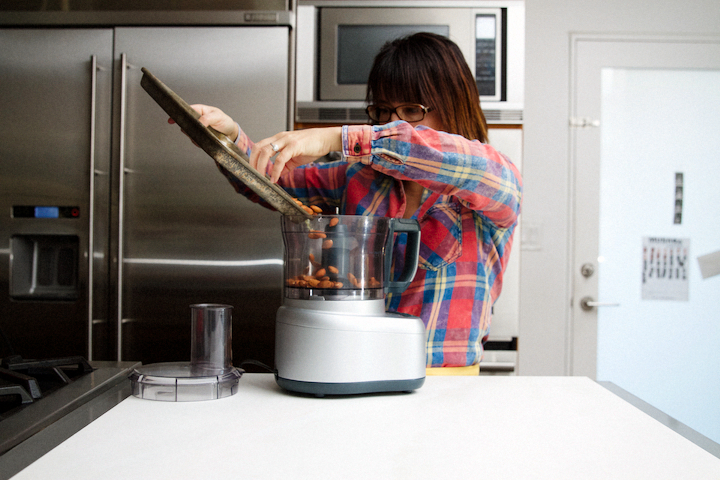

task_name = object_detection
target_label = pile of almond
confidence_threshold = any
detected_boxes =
[285,200,381,290]
[293,198,322,216]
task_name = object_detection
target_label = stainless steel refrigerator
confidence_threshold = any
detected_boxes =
[0,23,291,366]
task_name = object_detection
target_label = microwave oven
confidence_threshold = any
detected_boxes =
[296,1,524,125]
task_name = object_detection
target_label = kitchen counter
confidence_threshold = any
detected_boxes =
[8,374,720,479]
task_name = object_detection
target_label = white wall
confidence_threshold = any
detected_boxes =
[519,0,720,375]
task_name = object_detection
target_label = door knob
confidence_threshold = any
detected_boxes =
[580,263,595,278]
[580,296,620,311]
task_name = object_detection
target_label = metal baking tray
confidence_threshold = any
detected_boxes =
[140,67,310,218]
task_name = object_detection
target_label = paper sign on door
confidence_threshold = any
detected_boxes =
[642,237,690,301]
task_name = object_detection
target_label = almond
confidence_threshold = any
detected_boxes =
[308,231,327,239]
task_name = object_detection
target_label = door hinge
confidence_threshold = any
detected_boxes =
[569,117,600,128]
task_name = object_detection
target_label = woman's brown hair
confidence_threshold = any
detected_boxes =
[366,32,488,143]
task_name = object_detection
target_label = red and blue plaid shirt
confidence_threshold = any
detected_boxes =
[227,121,522,367]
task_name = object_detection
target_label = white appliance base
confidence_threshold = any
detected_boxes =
[275,299,426,396]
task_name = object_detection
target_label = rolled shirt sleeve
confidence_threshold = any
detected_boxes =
[342,121,522,229]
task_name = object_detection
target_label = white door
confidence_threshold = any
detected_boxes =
[570,34,720,443]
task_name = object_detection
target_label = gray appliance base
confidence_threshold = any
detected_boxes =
[275,375,425,397]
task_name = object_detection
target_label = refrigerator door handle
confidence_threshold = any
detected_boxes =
[117,52,129,362]
[117,53,141,361]
[118,53,142,361]
[88,55,97,361]
[89,55,109,361]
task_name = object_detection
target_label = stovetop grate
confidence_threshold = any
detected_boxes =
[0,355,94,419]
[0,360,138,461]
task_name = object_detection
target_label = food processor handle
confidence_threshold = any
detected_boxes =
[384,218,421,294]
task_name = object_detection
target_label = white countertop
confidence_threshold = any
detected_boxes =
[11,374,720,479]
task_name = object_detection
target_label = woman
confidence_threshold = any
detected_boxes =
[181,32,522,373]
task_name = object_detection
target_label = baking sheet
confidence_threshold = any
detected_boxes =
[140,67,310,218]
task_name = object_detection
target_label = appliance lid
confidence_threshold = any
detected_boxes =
[129,362,243,402]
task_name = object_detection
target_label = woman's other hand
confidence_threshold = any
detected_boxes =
[251,127,342,183]
[168,104,239,142]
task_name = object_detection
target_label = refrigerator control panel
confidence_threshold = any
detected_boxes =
[12,206,80,219]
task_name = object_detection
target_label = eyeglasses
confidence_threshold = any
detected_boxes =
[365,104,433,124]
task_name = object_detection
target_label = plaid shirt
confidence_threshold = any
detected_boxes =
[227,121,522,367]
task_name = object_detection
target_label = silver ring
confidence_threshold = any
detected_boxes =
[270,143,280,152]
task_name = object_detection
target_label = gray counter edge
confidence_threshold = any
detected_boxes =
[598,380,720,459]
[0,362,140,480]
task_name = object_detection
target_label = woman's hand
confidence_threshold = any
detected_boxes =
[168,104,239,142]
[251,127,342,183]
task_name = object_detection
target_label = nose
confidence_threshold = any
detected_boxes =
[389,112,401,122]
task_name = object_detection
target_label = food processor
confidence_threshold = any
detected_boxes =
[140,70,426,397]
[275,215,426,396]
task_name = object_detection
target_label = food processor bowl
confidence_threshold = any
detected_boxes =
[280,215,420,301]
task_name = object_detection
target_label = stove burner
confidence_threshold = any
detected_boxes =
[0,355,94,419]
